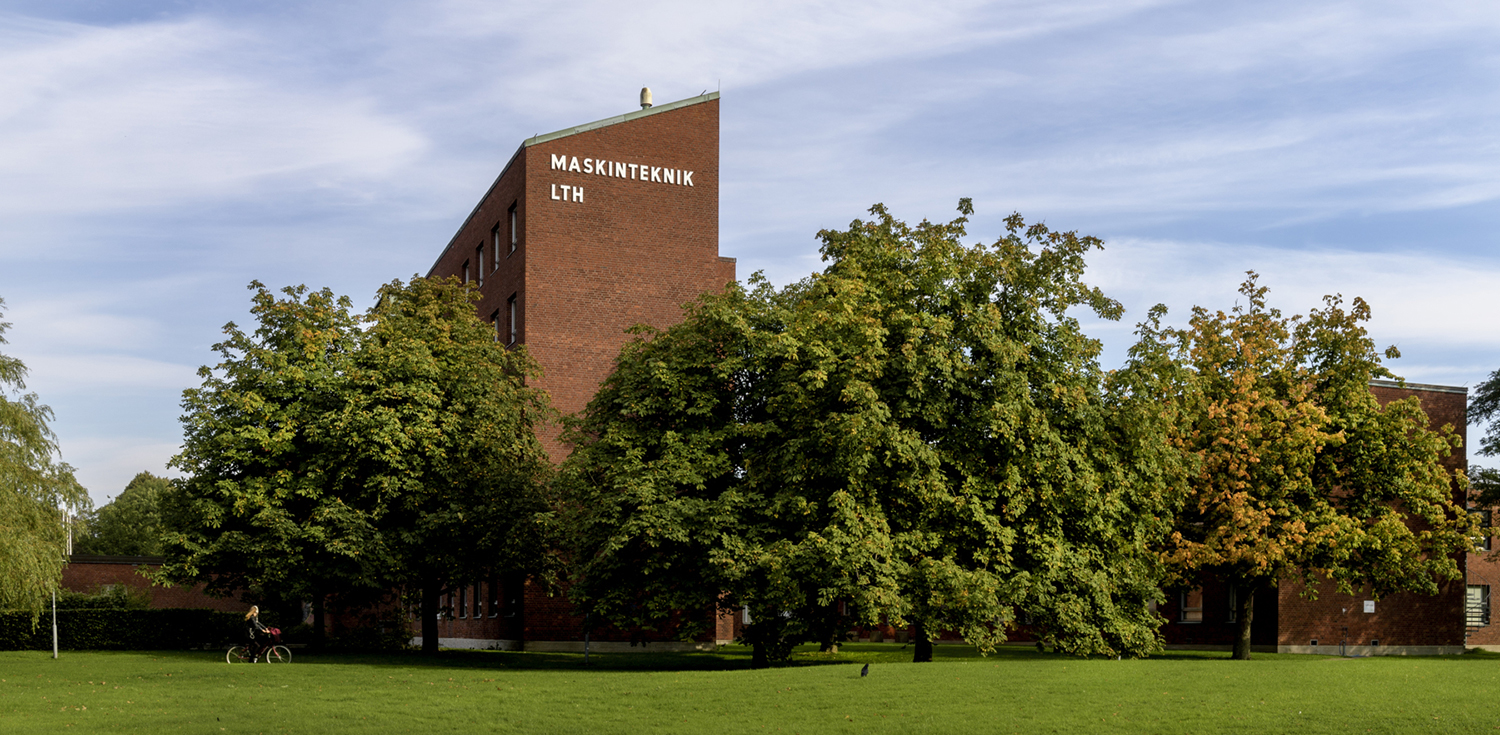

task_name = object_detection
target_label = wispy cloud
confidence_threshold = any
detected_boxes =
[1083,236,1500,385]
[0,13,427,218]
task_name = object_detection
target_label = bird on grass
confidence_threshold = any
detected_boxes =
[860,664,869,677]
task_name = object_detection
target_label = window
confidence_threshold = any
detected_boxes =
[472,584,482,619]
[462,260,470,284]
[1226,587,1237,623]
[508,203,518,255]
[1180,588,1204,623]
[475,245,484,285]
[457,586,467,618]
[501,574,522,618]
[1472,509,1492,551]
[507,294,518,344]
[490,310,501,342]
[1469,585,1490,628]
[491,225,501,270]
[487,578,500,618]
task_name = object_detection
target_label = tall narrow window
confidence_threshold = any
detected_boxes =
[475,245,484,285]
[490,310,501,342]
[487,578,500,618]
[507,294,517,344]
[501,573,522,618]
[472,584,482,618]
[1226,587,1237,623]
[457,587,467,619]
[491,225,501,270]
[1472,509,1492,551]
[1180,589,1204,623]
[508,203,518,255]
[462,260,470,284]
[1469,585,1491,627]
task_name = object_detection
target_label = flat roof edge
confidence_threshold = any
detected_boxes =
[1368,378,1468,395]
[523,92,719,147]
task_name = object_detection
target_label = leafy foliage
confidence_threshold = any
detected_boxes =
[0,296,89,625]
[0,609,245,651]
[333,276,554,653]
[159,278,553,652]
[562,202,1186,664]
[158,283,383,619]
[56,584,152,610]
[1472,370,1500,459]
[1146,274,1475,659]
[74,472,170,556]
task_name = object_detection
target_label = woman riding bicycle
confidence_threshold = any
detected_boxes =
[245,606,270,662]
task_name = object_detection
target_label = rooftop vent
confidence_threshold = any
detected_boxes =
[640,87,653,109]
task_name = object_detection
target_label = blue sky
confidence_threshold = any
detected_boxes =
[1,0,1497,506]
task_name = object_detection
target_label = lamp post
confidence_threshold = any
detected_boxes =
[53,504,74,660]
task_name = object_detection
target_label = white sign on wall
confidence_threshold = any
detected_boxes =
[1363,600,1375,614]
[550,154,695,187]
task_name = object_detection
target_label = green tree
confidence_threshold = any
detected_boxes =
[334,277,554,655]
[1151,274,1475,660]
[161,279,553,653]
[157,283,383,646]
[1470,466,1500,508]
[74,471,170,556]
[0,297,89,623]
[1471,369,1500,459]
[562,202,1185,665]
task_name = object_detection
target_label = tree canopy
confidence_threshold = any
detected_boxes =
[0,297,88,623]
[1471,369,1500,460]
[333,276,554,653]
[158,283,382,641]
[561,202,1187,664]
[74,471,170,556]
[158,278,553,651]
[1146,274,1476,659]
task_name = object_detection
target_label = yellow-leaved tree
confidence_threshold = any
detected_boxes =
[1139,274,1475,660]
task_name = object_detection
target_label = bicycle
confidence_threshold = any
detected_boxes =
[226,627,291,663]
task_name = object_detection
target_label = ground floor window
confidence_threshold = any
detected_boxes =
[1468,585,1490,627]
[1180,588,1204,623]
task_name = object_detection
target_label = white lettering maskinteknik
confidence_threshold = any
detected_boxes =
[551,153,694,187]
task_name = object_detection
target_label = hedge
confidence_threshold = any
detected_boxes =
[0,609,249,651]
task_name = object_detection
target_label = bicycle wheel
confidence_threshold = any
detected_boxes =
[226,646,248,664]
[264,645,292,663]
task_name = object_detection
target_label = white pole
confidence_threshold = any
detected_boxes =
[52,589,58,659]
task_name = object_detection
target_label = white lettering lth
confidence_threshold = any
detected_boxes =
[550,152,696,188]
[550,184,584,203]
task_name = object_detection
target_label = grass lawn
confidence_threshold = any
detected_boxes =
[3,643,1499,733]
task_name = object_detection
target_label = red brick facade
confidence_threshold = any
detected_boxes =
[426,92,734,460]
[61,555,244,612]
[420,93,735,650]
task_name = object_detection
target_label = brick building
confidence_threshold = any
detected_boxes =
[418,91,735,651]
[61,555,244,612]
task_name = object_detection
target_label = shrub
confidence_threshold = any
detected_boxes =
[0,609,245,650]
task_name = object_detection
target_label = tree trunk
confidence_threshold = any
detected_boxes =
[1232,584,1256,660]
[913,624,933,663]
[312,594,326,652]
[421,582,441,655]
[751,642,769,669]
